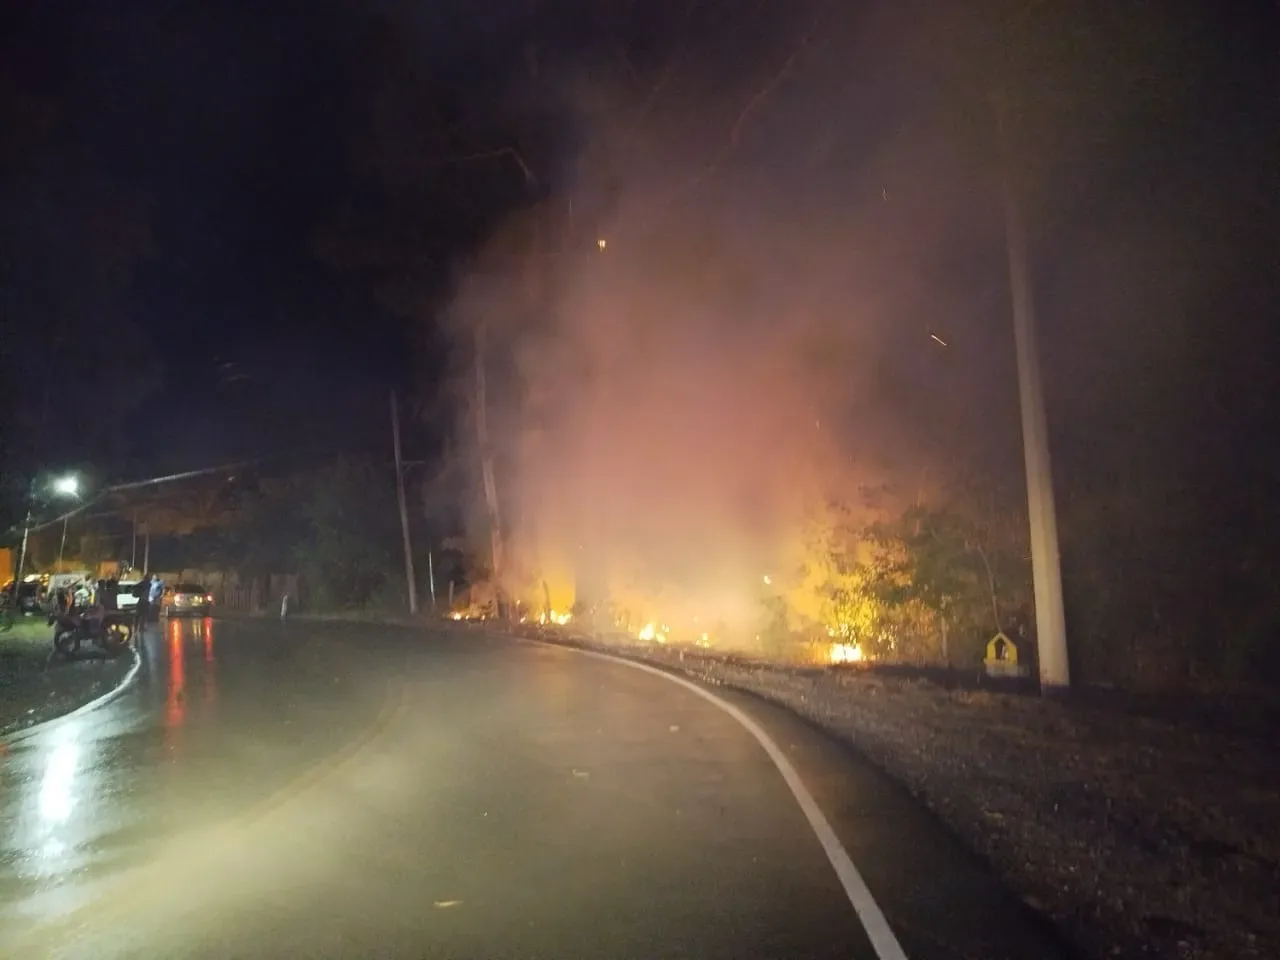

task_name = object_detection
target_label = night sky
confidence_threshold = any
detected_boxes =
[2,1,550,475]
[2,1,1279,538]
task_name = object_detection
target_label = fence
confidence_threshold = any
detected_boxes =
[170,571,298,614]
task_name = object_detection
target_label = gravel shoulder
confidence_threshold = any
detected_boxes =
[0,617,136,739]
[526,629,1279,960]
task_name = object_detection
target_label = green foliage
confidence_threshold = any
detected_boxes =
[869,500,1031,664]
[205,458,402,611]
[782,492,1032,667]
[294,459,401,609]
[781,501,910,661]
[217,477,309,578]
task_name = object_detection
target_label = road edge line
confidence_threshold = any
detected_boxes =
[2,644,142,746]
[533,638,910,960]
[0,676,409,955]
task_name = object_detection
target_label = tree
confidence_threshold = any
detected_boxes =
[222,477,308,581]
[294,459,403,610]
[866,492,1032,666]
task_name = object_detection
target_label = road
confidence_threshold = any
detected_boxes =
[0,618,1070,959]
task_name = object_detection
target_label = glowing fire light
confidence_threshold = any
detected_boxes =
[449,612,464,621]
[537,610,573,627]
[637,623,667,643]
[829,643,864,664]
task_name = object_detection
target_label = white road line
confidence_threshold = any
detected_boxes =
[550,642,910,960]
[2,646,142,745]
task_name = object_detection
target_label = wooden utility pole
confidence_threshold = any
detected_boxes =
[390,389,419,615]
[474,321,504,608]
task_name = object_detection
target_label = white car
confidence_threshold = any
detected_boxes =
[117,580,141,610]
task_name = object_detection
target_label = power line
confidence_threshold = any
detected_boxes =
[107,459,261,494]
[11,441,405,538]
[19,456,262,535]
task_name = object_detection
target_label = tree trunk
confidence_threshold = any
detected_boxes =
[971,540,1002,634]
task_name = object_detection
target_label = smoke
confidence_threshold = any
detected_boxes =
[437,8,973,643]
[437,0,1246,645]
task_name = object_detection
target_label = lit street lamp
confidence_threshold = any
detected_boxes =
[15,473,80,584]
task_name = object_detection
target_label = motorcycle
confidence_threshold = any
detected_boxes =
[48,607,133,658]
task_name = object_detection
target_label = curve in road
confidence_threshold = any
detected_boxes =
[0,618,1071,960]
[537,641,907,960]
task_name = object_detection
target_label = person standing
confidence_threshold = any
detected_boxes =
[133,575,152,632]
[148,574,164,620]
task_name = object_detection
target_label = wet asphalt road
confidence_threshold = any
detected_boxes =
[0,618,1071,959]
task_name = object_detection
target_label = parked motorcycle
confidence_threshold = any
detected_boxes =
[48,608,133,658]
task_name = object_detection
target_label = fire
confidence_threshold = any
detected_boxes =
[636,622,668,643]
[537,610,573,626]
[829,642,864,664]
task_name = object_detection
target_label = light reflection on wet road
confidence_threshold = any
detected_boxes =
[0,620,1070,959]
[0,617,387,941]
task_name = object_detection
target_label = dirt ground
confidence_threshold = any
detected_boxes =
[0,618,135,738]
[541,632,1280,960]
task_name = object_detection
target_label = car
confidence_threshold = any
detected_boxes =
[117,580,142,611]
[7,578,46,615]
[1,579,43,621]
[162,583,213,618]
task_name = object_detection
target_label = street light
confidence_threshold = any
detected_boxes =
[15,473,80,584]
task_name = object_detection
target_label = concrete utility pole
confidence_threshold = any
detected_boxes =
[390,390,419,615]
[995,91,1070,693]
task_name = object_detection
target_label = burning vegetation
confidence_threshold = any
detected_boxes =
[436,204,1033,664]
[429,16,1043,672]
